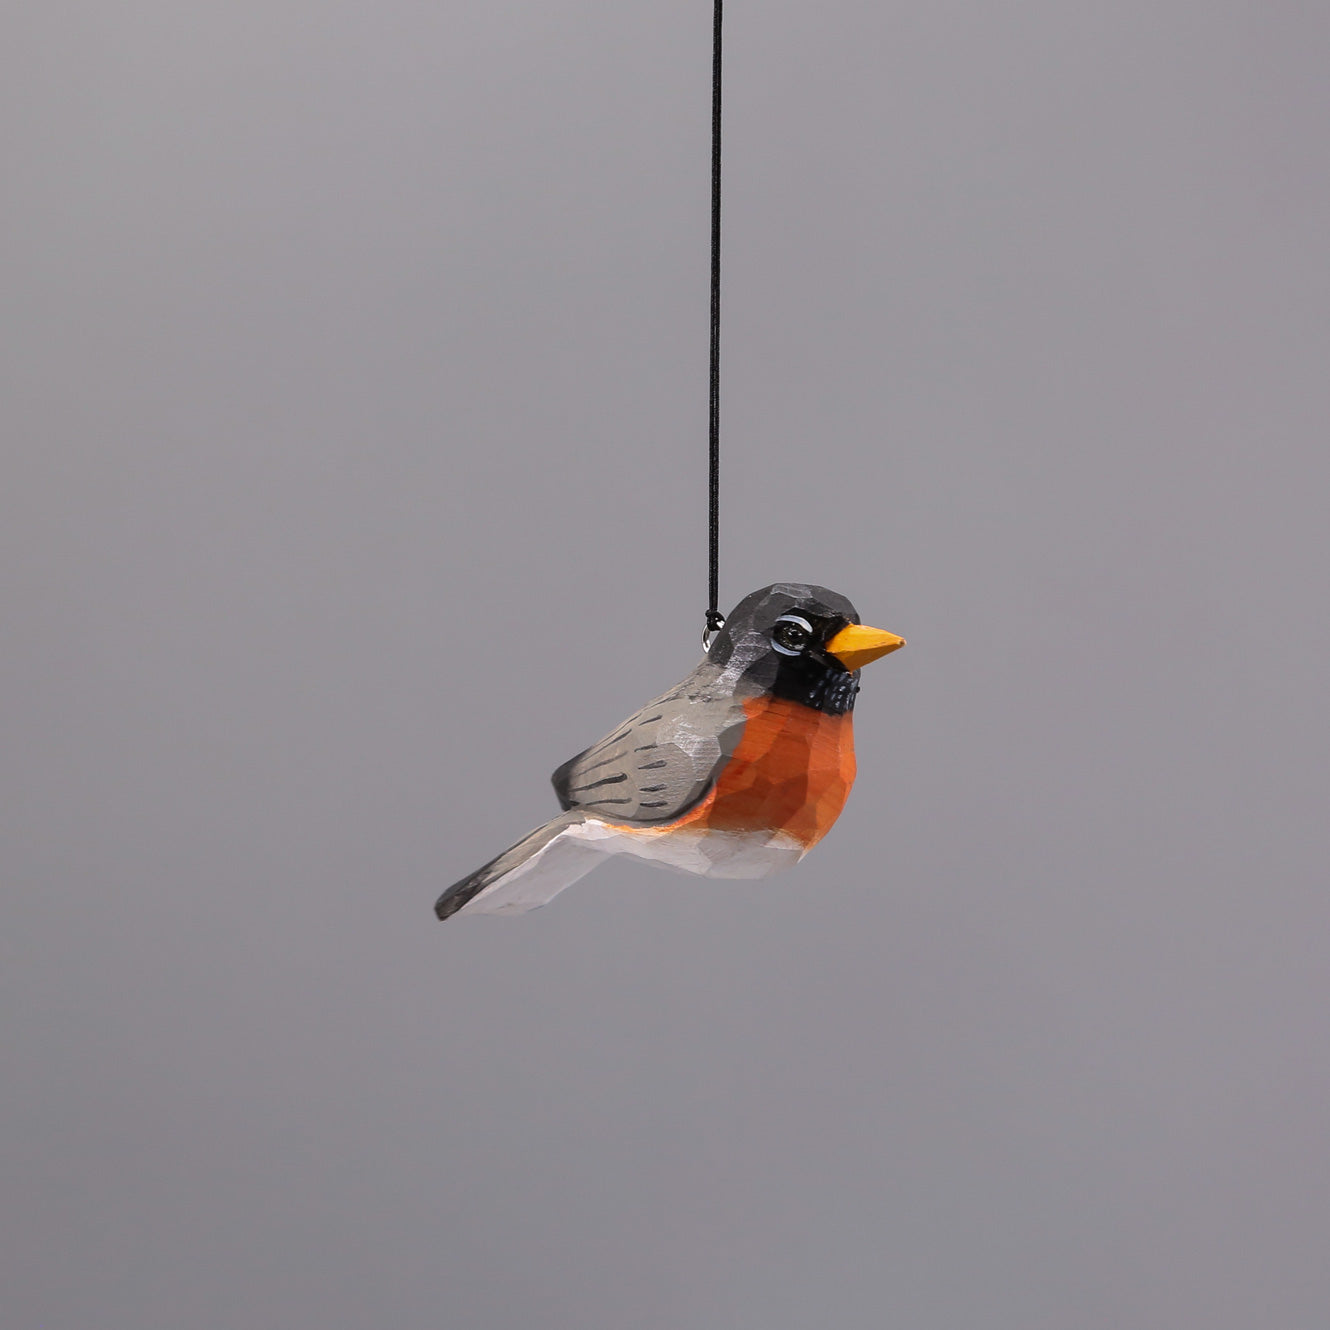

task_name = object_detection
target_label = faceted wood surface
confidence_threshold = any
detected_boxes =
[697,696,857,848]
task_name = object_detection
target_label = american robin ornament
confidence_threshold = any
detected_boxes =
[434,583,904,920]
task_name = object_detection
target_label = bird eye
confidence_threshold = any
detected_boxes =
[772,616,813,655]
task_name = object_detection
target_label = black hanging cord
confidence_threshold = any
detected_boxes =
[704,0,725,649]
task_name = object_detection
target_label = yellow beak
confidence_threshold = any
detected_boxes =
[827,622,906,671]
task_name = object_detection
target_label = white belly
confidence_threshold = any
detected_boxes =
[572,818,808,880]
[455,814,810,918]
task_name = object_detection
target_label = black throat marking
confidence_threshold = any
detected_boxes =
[770,654,861,716]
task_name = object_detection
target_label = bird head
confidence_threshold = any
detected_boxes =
[707,584,904,715]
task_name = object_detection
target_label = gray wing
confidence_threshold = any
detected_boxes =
[551,671,747,825]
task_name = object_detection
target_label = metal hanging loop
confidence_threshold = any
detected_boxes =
[702,610,726,653]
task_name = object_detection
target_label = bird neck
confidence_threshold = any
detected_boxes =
[771,659,860,716]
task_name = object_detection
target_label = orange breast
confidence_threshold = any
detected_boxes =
[691,696,857,848]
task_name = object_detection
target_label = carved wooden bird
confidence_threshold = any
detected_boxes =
[435,584,904,920]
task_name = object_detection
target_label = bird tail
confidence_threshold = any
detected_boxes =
[434,812,607,921]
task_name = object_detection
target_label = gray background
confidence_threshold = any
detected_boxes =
[4,2,1328,1327]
